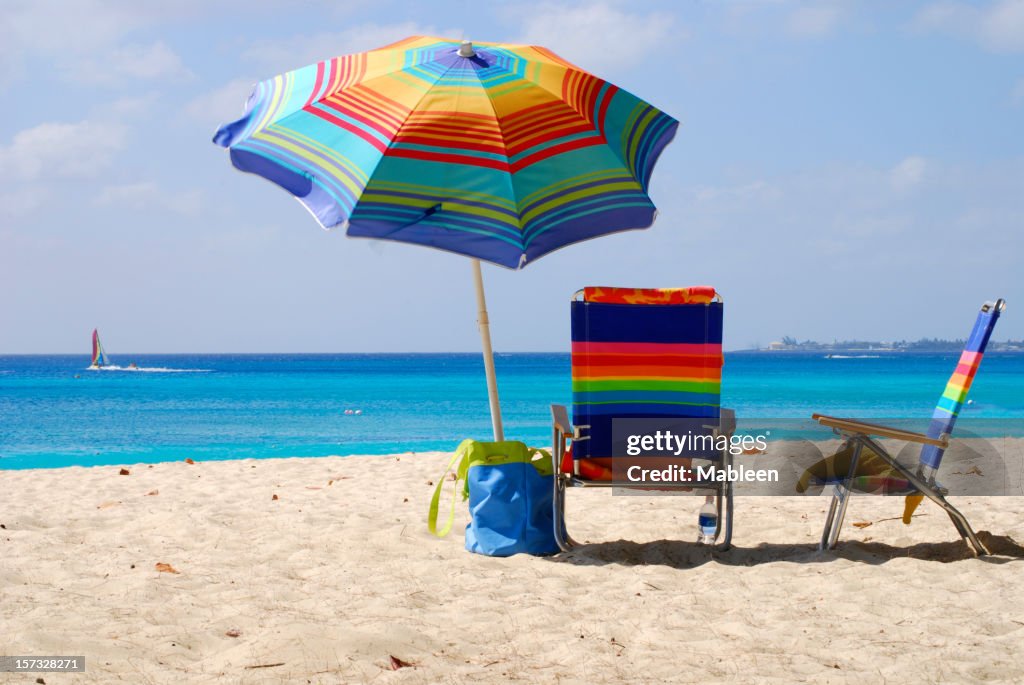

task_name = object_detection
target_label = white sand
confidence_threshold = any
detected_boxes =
[2,451,1023,684]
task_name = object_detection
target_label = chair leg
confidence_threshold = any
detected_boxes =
[551,428,571,552]
[550,427,579,551]
[819,440,864,551]
[716,484,733,551]
[820,485,854,550]
[552,474,574,551]
[819,487,840,551]
[826,485,854,550]
[713,441,733,551]
[944,506,970,539]
[932,494,989,556]
[847,435,991,556]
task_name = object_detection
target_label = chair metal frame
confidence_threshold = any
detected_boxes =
[549,289,735,552]
[813,298,1007,557]
[550,405,736,551]
[813,416,988,555]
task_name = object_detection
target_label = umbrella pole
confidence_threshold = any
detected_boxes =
[472,259,504,441]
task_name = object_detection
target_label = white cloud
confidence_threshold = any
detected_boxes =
[691,180,780,204]
[718,0,858,42]
[787,5,845,38]
[65,41,193,85]
[184,78,260,125]
[117,41,190,80]
[981,0,1024,51]
[914,0,1024,53]
[0,1,192,89]
[93,182,203,215]
[106,40,193,81]
[93,93,161,119]
[654,157,1023,345]
[3,0,144,56]
[890,156,928,191]
[0,120,127,181]
[0,187,47,218]
[673,157,1023,265]
[240,22,456,73]
[514,2,677,73]
[914,1,972,31]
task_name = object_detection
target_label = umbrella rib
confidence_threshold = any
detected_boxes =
[348,59,463,233]
[511,61,637,183]
[228,57,465,231]
[470,62,525,257]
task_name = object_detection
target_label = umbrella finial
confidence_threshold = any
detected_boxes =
[458,40,475,58]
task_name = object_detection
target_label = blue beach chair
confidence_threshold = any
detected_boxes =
[550,287,736,551]
[810,299,1006,556]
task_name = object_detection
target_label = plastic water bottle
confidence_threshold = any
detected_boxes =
[697,496,718,544]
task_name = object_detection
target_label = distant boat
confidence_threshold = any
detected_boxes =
[90,329,110,369]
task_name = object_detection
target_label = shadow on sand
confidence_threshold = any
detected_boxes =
[546,531,1024,569]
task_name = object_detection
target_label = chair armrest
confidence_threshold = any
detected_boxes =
[550,404,571,434]
[720,408,736,437]
[704,408,736,437]
[550,404,589,441]
[812,414,948,448]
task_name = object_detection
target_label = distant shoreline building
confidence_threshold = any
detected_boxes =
[751,338,1024,353]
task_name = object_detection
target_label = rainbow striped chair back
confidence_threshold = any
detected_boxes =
[571,287,724,460]
[920,299,1006,473]
[550,286,734,551]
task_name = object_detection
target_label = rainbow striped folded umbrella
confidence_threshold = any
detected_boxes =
[213,36,678,439]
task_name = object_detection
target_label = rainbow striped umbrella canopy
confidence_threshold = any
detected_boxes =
[213,36,678,270]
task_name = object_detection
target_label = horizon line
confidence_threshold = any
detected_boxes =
[4,347,1021,357]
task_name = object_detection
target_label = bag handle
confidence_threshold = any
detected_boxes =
[427,439,473,537]
[527,447,554,477]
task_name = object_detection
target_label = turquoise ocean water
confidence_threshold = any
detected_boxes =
[0,353,1022,470]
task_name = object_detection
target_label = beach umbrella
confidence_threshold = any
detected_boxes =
[213,36,678,441]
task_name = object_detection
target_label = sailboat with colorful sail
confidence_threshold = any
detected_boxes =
[90,329,110,369]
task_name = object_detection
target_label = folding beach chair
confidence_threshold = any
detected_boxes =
[811,298,1006,556]
[550,286,735,551]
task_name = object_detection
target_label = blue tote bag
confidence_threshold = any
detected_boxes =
[428,439,559,556]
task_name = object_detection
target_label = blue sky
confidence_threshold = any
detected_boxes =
[1,0,1022,353]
